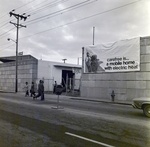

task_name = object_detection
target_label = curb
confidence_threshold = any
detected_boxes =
[69,97,132,106]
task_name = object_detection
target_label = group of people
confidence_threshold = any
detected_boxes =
[24,80,63,100]
[23,80,44,101]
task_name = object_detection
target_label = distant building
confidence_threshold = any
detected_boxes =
[0,55,81,92]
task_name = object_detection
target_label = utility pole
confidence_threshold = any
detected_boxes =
[93,26,95,45]
[9,10,29,92]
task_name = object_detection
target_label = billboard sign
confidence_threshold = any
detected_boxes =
[83,37,140,73]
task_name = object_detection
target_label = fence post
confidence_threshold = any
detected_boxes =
[66,74,68,95]
[72,75,75,95]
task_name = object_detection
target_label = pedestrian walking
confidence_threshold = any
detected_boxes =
[23,82,29,97]
[41,80,45,100]
[30,82,36,97]
[33,80,44,101]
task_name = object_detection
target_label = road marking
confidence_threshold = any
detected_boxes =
[65,132,115,147]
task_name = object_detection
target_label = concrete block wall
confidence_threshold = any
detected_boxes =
[81,36,150,101]
[0,55,38,92]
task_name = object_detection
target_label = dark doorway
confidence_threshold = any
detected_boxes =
[62,70,74,91]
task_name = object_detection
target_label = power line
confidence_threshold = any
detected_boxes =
[0,0,35,29]
[0,21,9,29]
[0,0,68,32]
[0,13,8,20]
[0,16,16,29]
[27,0,69,15]
[0,0,94,38]
[0,0,58,40]
[25,0,95,25]
[20,0,141,39]
[0,44,15,51]
[18,0,61,15]
[0,42,12,47]
[0,0,69,28]
[11,0,35,11]
[0,0,142,48]
[0,27,15,38]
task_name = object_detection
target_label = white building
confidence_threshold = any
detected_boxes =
[37,60,82,92]
[0,55,82,93]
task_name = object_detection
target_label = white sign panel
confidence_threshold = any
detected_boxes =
[84,37,140,73]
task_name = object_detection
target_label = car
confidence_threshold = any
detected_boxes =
[132,97,150,117]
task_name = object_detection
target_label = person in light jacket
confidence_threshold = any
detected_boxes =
[23,82,29,97]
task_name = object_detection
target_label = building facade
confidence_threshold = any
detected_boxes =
[81,36,150,101]
[37,60,81,92]
[0,55,38,92]
[0,55,81,93]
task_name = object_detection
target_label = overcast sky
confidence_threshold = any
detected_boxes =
[0,0,150,64]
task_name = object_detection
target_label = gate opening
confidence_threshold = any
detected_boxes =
[62,70,75,92]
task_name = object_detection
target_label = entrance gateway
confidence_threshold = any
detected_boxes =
[62,70,75,91]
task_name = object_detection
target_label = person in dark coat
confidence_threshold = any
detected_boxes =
[33,80,44,101]
[30,82,36,97]
[41,80,44,100]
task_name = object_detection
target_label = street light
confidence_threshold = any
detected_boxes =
[7,37,18,93]
[7,38,17,43]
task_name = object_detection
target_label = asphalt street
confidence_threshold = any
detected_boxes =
[0,92,149,147]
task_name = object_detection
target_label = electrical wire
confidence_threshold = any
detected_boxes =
[27,0,69,15]
[0,0,38,40]
[13,0,35,11]
[0,0,35,29]
[25,0,94,25]
[0,0,68,32]
[0,0,94,40]
[18,0,62,15]
[0,13,8,20]
[0,21,9,29]
[0,27,15,38]
[0,44,15,51]
[20,0,141,40]
[0,0,35,21]
[0,0,68,26]
[0,0,142,51]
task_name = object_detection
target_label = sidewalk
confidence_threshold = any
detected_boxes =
[0,91,132,106]
[46,92,132,106]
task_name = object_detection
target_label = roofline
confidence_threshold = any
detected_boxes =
[38,59,82,68]
[0,58,16,63]
[54,64,81,68]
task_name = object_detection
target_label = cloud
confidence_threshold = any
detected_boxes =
[0,0,150,64]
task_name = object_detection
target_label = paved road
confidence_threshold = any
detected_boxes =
[0,92,149,147]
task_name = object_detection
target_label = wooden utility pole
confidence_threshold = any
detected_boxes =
[93,26,95,45]
[9,10,29,92]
